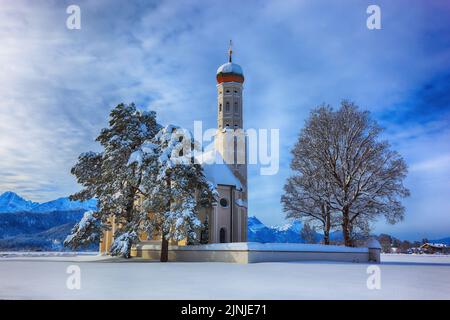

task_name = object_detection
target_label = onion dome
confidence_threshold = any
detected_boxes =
[216,40,244,84]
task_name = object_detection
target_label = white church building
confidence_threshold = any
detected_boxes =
[100,44,248,253]
[100,44,380,264]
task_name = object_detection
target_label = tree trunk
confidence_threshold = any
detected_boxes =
[126,190,135,223]
[323,229,330,245]
[342,207,352,247]
[323,219,330,245]
[324,205,331,245]
[160,234,169,262]
[160,173,171,262]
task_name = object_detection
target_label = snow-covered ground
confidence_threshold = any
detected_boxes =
[0,251,98,258]
[0,253,449,299]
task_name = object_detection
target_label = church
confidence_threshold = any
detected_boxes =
[98,46,381,265]
[99,44,248,254]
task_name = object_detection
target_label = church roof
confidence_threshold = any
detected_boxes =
[216,62,244,76]
[195,149,243,190]
[216,41,244,84]
[216,62,244,84]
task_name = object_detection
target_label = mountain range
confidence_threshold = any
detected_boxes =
[248,216,343,243]
[0,191,97,251]
[0,191,97,213]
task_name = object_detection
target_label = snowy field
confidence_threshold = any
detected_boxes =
[0,253,449,299]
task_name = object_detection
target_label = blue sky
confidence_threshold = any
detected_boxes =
[0,0,449,240]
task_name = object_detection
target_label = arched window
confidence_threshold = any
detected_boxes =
[225,102,230,112]
[220,228,227,243]
[219,103,222,112]
[234,102,238,113]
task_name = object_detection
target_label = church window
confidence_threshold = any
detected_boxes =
[225,102,230,112]
[219,198,228,207]
[220,228,227,243]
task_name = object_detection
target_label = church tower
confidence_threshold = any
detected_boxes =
[215,41,247,188]
[202,41,248,244]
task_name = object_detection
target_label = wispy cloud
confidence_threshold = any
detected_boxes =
[410,154,450,173]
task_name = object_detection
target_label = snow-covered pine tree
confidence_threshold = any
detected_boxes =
[134,125,217,262]
[65,103,161,256]
[109,231,139,258]
[64,210,102,249]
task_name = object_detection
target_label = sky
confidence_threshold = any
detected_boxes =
[0,0,449,241]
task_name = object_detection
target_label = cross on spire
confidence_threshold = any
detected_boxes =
[228,40,233,63]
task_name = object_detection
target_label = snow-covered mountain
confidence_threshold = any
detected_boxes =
[32,197,97,213]
[248,216,344,243]
[0,191,97,251]
[0,191,97,213]
[0,191,39,213]
[248,216,321,243]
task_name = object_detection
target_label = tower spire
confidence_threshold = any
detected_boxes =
[228,39,233,63]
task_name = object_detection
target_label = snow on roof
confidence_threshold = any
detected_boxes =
[423,243,448,248]
[216,62,243,75]
[196,149,243,190]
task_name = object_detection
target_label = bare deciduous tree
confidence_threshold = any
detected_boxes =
[282,174,335,244]
[282,101,410,246]
[300,222,317,244]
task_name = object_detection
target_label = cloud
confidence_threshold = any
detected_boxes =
[410,154,450,173]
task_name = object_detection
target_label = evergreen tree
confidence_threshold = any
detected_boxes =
[133,125,217,262]
[64,210,102,249]
[65,103,161,257]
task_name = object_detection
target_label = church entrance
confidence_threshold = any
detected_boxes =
[219,228,227,243]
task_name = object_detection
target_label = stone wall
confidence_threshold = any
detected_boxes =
[131,242,380,264]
